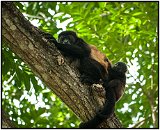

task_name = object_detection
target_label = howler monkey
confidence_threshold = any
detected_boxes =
[79,61,127,128]
[42,31,127,128]
[42,31,111,85]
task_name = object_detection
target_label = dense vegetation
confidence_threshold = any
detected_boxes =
[2,2,158,128]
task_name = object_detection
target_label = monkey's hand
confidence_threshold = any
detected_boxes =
[40,31,58,44]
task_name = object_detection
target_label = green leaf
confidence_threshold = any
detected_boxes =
[36,118,49,124]
[98,2,106,8]
[132,12,143,16]
[23,73,30,91]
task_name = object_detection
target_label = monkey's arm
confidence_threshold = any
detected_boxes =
[55,43,90,58]
[41,32,90,58]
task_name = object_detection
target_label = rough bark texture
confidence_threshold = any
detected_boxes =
[2,2,122,128]
[2,109,16,128]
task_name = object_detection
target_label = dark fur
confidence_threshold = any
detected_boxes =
[42,31,127,128]
[43,31,111,85]
[79,62,127,128]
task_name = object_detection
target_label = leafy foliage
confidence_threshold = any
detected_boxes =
[2,2,158,128]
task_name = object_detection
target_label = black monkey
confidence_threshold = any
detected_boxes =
[42,31,111,85]
[79,62,127,128]
[42,31,127,128]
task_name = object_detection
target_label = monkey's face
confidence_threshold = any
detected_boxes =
[112,62,127,74]
[58,31,77,45]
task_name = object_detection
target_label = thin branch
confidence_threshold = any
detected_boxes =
[130,116,151,128]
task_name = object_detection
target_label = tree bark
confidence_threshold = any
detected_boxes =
[2,2,122,128]
[2,109,16,128]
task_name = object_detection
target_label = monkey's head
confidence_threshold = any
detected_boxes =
[112,62,127,74]
[58,31,78,45]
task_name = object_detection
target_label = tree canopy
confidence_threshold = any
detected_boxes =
[2,2,158,128]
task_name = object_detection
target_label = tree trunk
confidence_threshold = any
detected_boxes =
[2,2,122,128]
[2,109,16,128]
